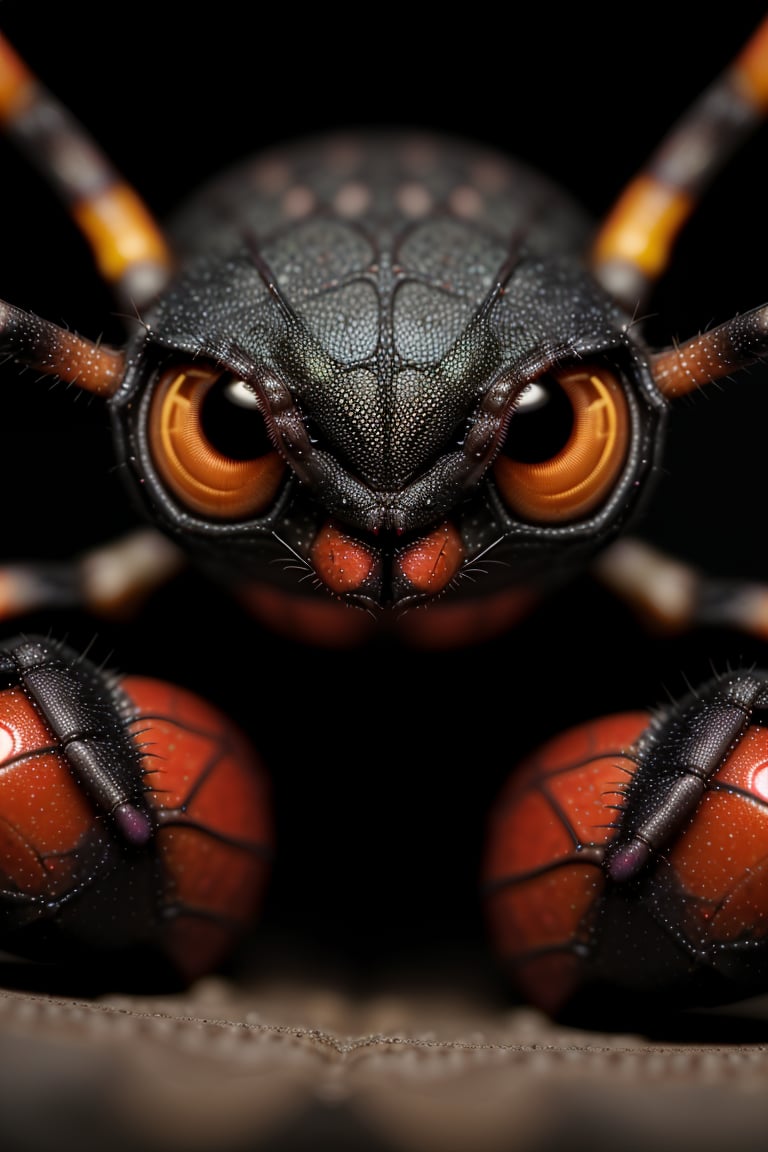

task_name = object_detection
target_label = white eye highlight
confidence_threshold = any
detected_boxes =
[516,382,549,412]
[224,379,260,408]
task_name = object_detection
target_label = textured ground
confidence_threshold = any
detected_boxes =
[3,949,768,1152]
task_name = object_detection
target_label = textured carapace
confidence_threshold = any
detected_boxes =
[2,23,768,647]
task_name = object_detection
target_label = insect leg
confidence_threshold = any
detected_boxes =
[607,670,768,881]
[590,16,768,311]
[593,536,768,642]
[0,31,173,311]
[0,529,184,621]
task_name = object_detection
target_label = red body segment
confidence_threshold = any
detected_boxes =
[123,677,273,980]
[483,712,647,1015]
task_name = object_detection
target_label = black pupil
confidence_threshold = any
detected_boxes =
[200,377,273,460]
[503,377,574,464]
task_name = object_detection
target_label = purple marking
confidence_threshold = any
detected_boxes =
[607,838,650,883]
[114,803,153,846]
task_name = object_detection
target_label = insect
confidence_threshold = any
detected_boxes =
[1,11,768,1013]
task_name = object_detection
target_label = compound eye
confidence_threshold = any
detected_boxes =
[492,367,630,523]
[148,364,286,520]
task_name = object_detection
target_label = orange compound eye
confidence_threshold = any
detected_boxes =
[148,364,286,520]
[492,367,630,524]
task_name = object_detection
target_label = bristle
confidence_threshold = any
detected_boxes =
[0,300,124,394]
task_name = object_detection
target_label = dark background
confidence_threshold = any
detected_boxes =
[2,3,768,1004]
